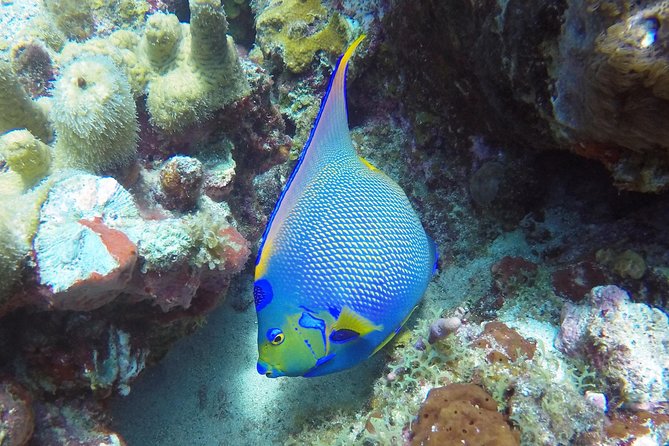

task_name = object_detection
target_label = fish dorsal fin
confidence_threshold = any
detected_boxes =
[303,33,365,161]
[254,35,365,274]
[331,306,382,337]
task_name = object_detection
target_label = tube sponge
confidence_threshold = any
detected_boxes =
[190,0,230,71]
[51,56,138,173]
[0,129,52,187]
[0,61,51,143]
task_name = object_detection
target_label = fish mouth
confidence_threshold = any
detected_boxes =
[256,361,284,378]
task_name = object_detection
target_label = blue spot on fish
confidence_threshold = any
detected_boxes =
[329,329,360,344]
[253,279,273,312]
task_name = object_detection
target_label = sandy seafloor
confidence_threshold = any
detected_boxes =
[110,274,385,444]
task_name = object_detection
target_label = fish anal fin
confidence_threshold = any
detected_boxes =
[370,330,397,356]
[332,306,382,337]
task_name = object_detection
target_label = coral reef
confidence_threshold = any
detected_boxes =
[144,0,251,132]
[408,383,520,445]
[51,55,138,173]
[0,216,28,312]
[31,174,140,311]
[1,0,669,444]
[43,0,148,41]
[556,285,669,409]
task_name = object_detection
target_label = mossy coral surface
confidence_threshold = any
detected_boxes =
[51,55,138,172]
[255,0,349,73]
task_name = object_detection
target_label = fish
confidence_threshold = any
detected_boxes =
[254,35,437,378]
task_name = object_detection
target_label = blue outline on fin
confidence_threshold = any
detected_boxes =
[255,51,352,265]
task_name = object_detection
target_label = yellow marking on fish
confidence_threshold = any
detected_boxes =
[332,306,382,336]
[359,156,378,171]
[255,239,273,279]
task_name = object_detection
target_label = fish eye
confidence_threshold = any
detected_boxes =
[266,328,284,345]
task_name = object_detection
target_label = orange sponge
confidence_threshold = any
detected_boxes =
[409,383,520,446]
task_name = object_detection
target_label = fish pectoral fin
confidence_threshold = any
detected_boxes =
[331,306,383,338]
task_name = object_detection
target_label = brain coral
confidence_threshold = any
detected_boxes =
[51,55,138,173]
[409,383,520,446]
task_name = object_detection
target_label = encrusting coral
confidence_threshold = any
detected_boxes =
[255,0,349,73]
[51,55,138,173]
[0,60,51,143]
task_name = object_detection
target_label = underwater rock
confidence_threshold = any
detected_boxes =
[408,383,520,446]
[469,160,505,207]
[551,260,609,302]
[377,0,669,192]
[556,285,669,409]
[159,155,204,212]
[31,398,126,446]
[491,256,538,298]
[20,313,149,397]
[0,379,34,446]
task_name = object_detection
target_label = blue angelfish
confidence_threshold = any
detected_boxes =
[254,35,437,378]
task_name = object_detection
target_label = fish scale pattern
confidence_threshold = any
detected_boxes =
[272,157,432,324]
